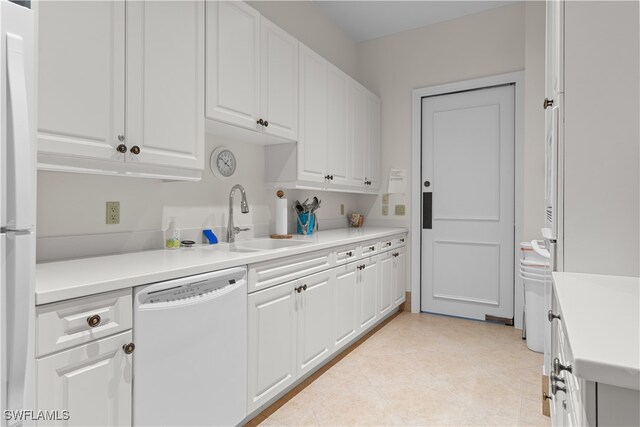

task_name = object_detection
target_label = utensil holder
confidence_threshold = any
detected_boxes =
[296,212,316,235]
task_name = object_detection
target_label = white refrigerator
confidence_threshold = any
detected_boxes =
[0,1,36,425]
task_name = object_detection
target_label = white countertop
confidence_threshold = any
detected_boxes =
[552,272,640,390]
[36,227,407,305]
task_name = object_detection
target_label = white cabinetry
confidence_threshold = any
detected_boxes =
[378,251,393,317]
[358,256,379,331]
[36,290,134,427]
[206,1,298,143]
[333,263,358,351]
[247,280,297,413]
[393,247,407,306]
[36,0,204,181]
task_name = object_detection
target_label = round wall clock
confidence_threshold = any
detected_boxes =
[210,146,236,179]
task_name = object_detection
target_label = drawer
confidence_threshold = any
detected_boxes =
[379,238,394,251]
[248,249,333,293]
[392,235,406,248]
[335,245,358,265]
[37,289,132,357]
[360,240,379,257]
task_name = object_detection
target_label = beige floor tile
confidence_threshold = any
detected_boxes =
[258,312,550,427]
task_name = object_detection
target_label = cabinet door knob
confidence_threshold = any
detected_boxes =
[130,145,141,155]
[424,181,431,188]
[86,314,101,328]
[551,381,566,395]
[257,118,264,126]
[118,134,125,142]
[302,284,308,291]
[116,144,127,154]
[548,310,561,322]
[123,343,135,354]
[295,285,303,293]
[543,392,552,401]
[329,175,333,180]
[346,251,353,257]
[550,373,565,384]
[263,120,269,127]
[543,98,554,109]
[369,246,375,251]
[325,174,331,181]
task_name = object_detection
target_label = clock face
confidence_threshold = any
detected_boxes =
[216,149,236,177]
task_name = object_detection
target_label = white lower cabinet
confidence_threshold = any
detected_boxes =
[36,330,133,427]
[247,279,297,413]
[378,251,393,316]
[296,270,334,377]
[333,263,358,351]
[393,247,406,306]
[358,256,379,331]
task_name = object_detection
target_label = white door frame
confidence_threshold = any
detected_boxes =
[410,71,525,329]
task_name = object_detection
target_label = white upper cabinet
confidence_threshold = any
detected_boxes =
[326,63,351,186]
[206,1,260,131]
[36,0,205,180]
[545,0,564,98]
[37,1,125,164]
[366,93,381,190]
[260,17,299,141]
[349,84,367,188]
[205,2,298,143]
[126,1,204,172]
[298,44,328,183]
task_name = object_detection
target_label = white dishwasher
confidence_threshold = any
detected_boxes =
[133,267,247,426]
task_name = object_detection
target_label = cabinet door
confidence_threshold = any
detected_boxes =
[261,17,298,141]
[247,280,297,413]
[326,64,351,186]
[378,251,393,316]
[36,331,132,427]
[126,1,204,171]
[545,0,564,98]
[334,263,358,350]
[366,93,381,190]
[297,269,334,377]
[206,1,260,130]
[349,84,367,188]
[298,44,328,183]
[393,247,406,306]
[37,1,125,163]
[359,257,379,331]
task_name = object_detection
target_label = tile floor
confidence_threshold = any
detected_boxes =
[256,312,550,426]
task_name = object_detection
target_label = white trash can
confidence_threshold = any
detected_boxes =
[520,242,551,353]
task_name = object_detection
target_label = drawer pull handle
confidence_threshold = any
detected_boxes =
[385,242,392,247]
[302,284,307,291]
[369,246,375,251]
[346,251,353,257]
[295,286,303,293]
[548,310,561,322]
[551,381,566,395]
[400,238,405,243]
[123,343,135,354]
[553,357,572,375]
[87,315,101,328]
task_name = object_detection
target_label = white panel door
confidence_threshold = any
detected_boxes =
[326,64,350,186]
[333,263,358,351]
[349,84,367,188]
[260,17,298,141]
[421,85,515,321]
[378,251,393,316]
[366,93,381,190]
[126,1,204,170]
[296,270,334,377]
[36,331,132,427]
[298,44,328,183]
[37,1,124,163]
[205,1,260,130]
[393,247,406,306]
[358,257,378,331]
[247,280,296,413]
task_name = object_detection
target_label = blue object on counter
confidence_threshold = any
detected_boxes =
[296,213,316,235]
[203,229,218,244]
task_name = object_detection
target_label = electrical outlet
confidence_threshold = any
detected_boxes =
[340,204,344,215]
[382,205,389,216]
[382,193,389,205]
[394,204,406,216]
[106,201,120,225]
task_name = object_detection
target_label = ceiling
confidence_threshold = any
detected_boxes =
[314,1,512,42]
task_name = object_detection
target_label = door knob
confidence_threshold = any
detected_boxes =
[130,145,141,155]
[86,315,101,328]
[424,181,431,187]
[116,144,127,154]
[123,343,135,354]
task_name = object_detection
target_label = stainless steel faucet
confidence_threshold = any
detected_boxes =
[227,184,250,243]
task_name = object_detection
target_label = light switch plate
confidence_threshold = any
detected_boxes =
[382,193,389,205]
[395,204,406,216]
[382,205,389,216]
[106,201,120,224]
[340,204,345,215]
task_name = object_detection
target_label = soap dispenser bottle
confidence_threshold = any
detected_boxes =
[165,217,180,249]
